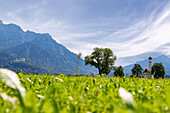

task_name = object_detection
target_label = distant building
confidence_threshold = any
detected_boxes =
[142,56,152,79]
[14,58,26,62]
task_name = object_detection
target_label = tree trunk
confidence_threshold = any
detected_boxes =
[98,68,101,75]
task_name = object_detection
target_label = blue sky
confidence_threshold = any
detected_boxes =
[0,0,170,65]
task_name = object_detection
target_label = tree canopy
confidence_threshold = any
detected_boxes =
[131,64,143,77]
[113,66,125,77]
[151,63,165,79]
[85,47,116,75]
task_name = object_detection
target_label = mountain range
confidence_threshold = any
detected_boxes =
[0,20,97,74]
[123,54,170,75]
[1,20,170,75]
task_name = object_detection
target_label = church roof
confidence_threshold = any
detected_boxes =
[143,68,150,73]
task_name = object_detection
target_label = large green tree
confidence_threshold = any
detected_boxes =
[113,66,125,77]
[151,63,165,79]
[131,64,143,77]
[85,47,116,75]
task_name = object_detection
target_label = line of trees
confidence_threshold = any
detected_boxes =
[130,63,165,78]
[85,47,165,78]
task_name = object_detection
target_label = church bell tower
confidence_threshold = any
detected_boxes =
[148,56,152,73]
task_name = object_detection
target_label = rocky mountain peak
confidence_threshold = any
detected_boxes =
[0,20,3,24]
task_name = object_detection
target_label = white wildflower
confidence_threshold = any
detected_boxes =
[75,101,78,105]
[37,94,45,99]
[164,106,168,111]
[119,88,135,107]
[6,109,9,113]
[38,78,41,82]
[100,85,102,88]
[27,78,31,82]
[0,69,26,98]
[59,79,63,82]
[0,69,20,89]
[138,90,142,93]
[68,96,73,100]
[0,93,17,105]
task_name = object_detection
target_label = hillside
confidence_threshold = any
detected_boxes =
[0,52,48,74]
[4,61,49,74]
[0,52,15,67]
[0,20,97,74]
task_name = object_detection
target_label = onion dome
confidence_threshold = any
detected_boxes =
[148,56,152,60]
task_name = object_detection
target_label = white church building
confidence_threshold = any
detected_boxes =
[142,56,152,79]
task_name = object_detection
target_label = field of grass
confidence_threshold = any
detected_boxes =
[0,69,170,113]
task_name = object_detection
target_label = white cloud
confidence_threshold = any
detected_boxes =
[104,3,170,58]
[53,2,170,59]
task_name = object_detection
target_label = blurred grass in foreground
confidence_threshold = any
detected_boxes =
[0,69,170,113]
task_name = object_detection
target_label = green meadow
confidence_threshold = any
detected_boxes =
[0,70,170,113]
